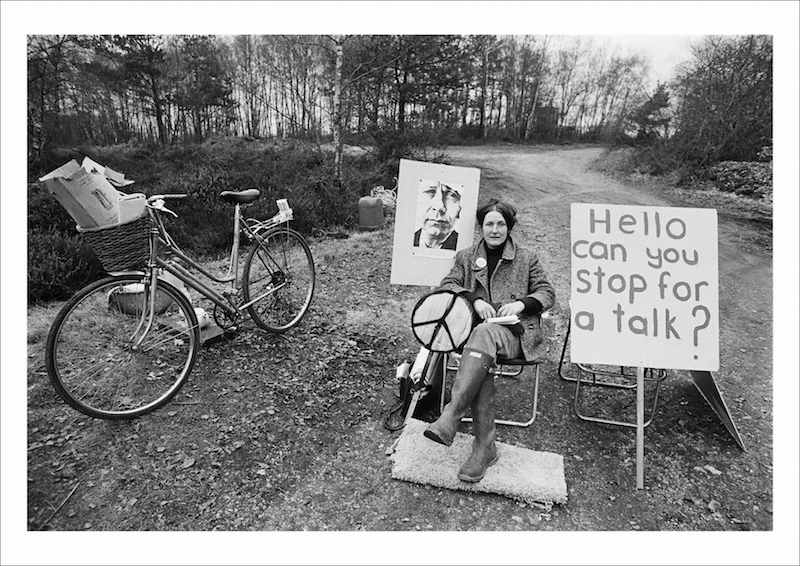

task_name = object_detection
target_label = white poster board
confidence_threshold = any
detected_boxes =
[570,203,719,371]
[390,159,480,286]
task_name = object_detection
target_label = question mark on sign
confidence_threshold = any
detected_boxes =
[691,305,711,360]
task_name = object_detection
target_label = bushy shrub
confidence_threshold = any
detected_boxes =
[756,146,773,162]
[28,231,104,303]
[28,182,105,302]
[163,199,236,258]
[28,136,392,304]
[28,183,79,234]
[707,160,773,200]
[369,127,448,165]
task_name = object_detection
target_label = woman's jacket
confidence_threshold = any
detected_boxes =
[438,235,556,353]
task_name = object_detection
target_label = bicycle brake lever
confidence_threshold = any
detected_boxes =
[150,198,178,217]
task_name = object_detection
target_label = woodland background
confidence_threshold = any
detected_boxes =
[27,34,773,302]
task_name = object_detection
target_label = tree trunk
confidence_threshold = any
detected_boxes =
[397,68,408,132]
[332,36,344,184]
[150,74,167,144]
[480,44,489,139]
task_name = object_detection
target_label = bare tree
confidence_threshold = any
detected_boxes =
[671,35,772,166]
[29,33,708,154]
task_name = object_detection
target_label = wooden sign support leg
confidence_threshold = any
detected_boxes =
[636,366,645,489]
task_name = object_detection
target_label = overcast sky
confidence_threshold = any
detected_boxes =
[586,35,700,83]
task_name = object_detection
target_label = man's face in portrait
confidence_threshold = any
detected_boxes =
[418,181,462,245]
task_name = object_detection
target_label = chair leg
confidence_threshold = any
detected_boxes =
[460,363,540,428]
[574,370,663,428]
[495,363,539,427]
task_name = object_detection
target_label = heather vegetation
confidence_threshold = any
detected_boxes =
[28,136,405,302]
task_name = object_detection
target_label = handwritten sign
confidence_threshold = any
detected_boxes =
[570,203,719,371]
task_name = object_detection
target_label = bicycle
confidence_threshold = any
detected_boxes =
[44,189,315,420]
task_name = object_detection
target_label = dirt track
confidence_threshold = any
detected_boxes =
[442,143,774,523]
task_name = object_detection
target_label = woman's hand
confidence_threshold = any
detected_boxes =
[497,300,525,318]
[473,299,497,320]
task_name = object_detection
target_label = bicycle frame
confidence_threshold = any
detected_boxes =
[138,196,294,324]
[46,192,311,421]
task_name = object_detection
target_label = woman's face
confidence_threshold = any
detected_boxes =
[482,210,509,249]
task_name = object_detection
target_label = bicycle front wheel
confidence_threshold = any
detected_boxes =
[243,227,315,333]
[45,274,200,420]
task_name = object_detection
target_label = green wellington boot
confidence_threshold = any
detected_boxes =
[458,376,498,482]
[423,348,494,447]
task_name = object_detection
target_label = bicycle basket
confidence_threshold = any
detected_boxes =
[78,213,150,271]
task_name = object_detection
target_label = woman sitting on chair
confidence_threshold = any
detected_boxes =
[423,199,555,482]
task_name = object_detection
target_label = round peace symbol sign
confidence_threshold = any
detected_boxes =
[411,289,476,353]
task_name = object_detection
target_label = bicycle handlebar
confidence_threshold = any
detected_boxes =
[147,194,186,218]
[148,194,189,203]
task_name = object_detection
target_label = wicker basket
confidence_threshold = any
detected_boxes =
[78,213,151,271]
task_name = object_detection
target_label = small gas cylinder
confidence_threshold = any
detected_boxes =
[358,196,383,230]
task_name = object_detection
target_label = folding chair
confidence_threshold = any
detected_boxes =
[558,320,667,428]
[409,289,550,429]
[446,350,544,427]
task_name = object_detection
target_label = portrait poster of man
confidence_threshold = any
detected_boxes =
[390,159,480,287]
[412,180,463,252]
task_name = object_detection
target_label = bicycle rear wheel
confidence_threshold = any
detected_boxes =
[45,274,199,420]
[242,227,315,333]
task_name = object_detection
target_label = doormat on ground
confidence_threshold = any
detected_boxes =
[389,418,567,506]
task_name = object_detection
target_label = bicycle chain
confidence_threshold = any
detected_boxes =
[213,303,241,333]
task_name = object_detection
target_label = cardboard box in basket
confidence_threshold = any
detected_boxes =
[81,156,135,189]
[39,160,120,229]
[118,192,146,224]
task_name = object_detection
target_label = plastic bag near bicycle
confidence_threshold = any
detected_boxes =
[384,348,444,432]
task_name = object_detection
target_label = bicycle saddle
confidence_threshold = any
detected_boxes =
[220,189,260,204]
